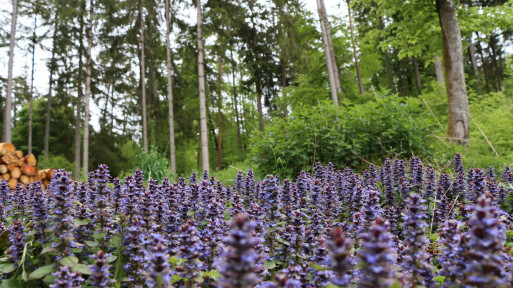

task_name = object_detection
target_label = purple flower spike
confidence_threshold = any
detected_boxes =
[145,234,171,288]
[50,266,84,288]
[89,250,114,287]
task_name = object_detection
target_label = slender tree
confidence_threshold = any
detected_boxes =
[434,55,444,85]
[28,15,37,154]
[197,0,209,172]
[140,0,148,152]
[75,0,86,181]
[83,0,93,177]
[316,0,341,105]
[230,50,242,153]
[4,0,18,143]
[217,54,223,171]
[347,0,363,94]
[436,0,470,145]
[44,6,59,156]
[165,0,176,173]
[412,56,422,94]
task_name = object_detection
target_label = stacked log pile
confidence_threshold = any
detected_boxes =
[0,142,54,189]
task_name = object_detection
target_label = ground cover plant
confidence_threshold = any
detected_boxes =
[1,154,513,287]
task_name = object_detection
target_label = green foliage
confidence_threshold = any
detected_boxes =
[134,148,174,181]
[249,94,436,178]
[37,154,74,172]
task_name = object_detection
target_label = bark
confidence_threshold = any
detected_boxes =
[230,50,242,152]
[197,0,209,172]
[434,55,444,85]
[347,1,364,94]
[217,55,223,171]
[476,38,491,93]
[379,17,394,90]
[412,56,422,94]
[436,0,469,145]
[4,0,18,143]
[488,34,501,91]
[468,37,481,91]
[140,0,148,152]
[44,9,59,156]
[75,0,85,180]
[256,79,264,132]
[165,0,176,173]
[28,15,37,154]
[316,0,340,105]
[83,0,93,177]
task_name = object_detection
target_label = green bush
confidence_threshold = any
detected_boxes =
[37,154,75,172]
[133,148,174,181]
[249,94,436,178]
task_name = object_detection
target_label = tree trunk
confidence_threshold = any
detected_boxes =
[256,79,264,132]
[197,0,209,172]
[230,50,242,152]
[140,0,148,152]
[434,55,444,85]
[217,55,223,171]
[4,0,18,143]
[412,56,422,94]
[28,15,37,154]
[44,9,59,156]
[475,37,491,93]
[316,0,340,105]
[347,1,363,94]
[379,17,394,91]
[75,0,85,181]
[436,0,469,145]
[488,34,501,91]
[165,0,176,174]
[83,0,93,177]
[468,37,481,92]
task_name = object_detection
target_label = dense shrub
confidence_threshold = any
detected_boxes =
[249,95,436,177]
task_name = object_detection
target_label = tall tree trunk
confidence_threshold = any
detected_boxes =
[379,17,394,90]
[434,55,444,85]
[316,0,340,105]
[436,0,469,145]
[44,9,59,156]
[165,0,176,174]
[75,0,85,180]
[28,15,37,154]
[83,0,93,177]
[4,0,18,143]
[197,0,209,172]
[412,56,422,94]
[230,50,242,152]
[217,55,223,171]
[475,38,491,93]
[488,34,501,91]
[256,79,264,131]
[140,0,148,152]
[347,1,364,94]
[468,37,481,92]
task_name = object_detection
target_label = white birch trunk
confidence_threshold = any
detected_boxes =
[197,0,209,172]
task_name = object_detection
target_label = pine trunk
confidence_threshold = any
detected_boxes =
[436,0,470,145]
[256,79,264,132]
[197,0,209,172]
[316,0,340,105]
[4,0,18,143]
[83,0,93,176]
[230,50,242,152]
[28,15,37,154]
[434,55,444,85]
[165,0,176,173]
[44,10,59,156]
[347,1,363,94]
[140,0,148,152]
[75,0,85,181]
[413,56,422,94]
[217,55,223,171]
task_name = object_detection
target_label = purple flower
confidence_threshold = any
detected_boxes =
[358,217,396,288]
[216,213,262,288]
[324,227,353,286]
[144,234,171,288]
[8,220,25,266]
[88,250,114,287]
[50,266,84,288]
[30,182,49,245]
[437,220,465,286]
[50,170,74,257]
[176,221,203,284]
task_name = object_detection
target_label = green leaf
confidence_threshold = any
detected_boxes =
[84,240,98,248]
[106,255,117,263]
[203,270,221,281]
[2,264,16,274]
[73,264,92,275]
[93,232,107,240]
[264,260,276,270]
[21,270,28,282]
[43,274,56,284]
[59,256,79,267]
[276,238,290,246]
[74,219,90,226]
[41,246,56,254]
[309,262,327,271]
[1,277,22,288]
[28,265,56,280]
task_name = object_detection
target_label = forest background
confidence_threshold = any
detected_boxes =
[0,0,513,182]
